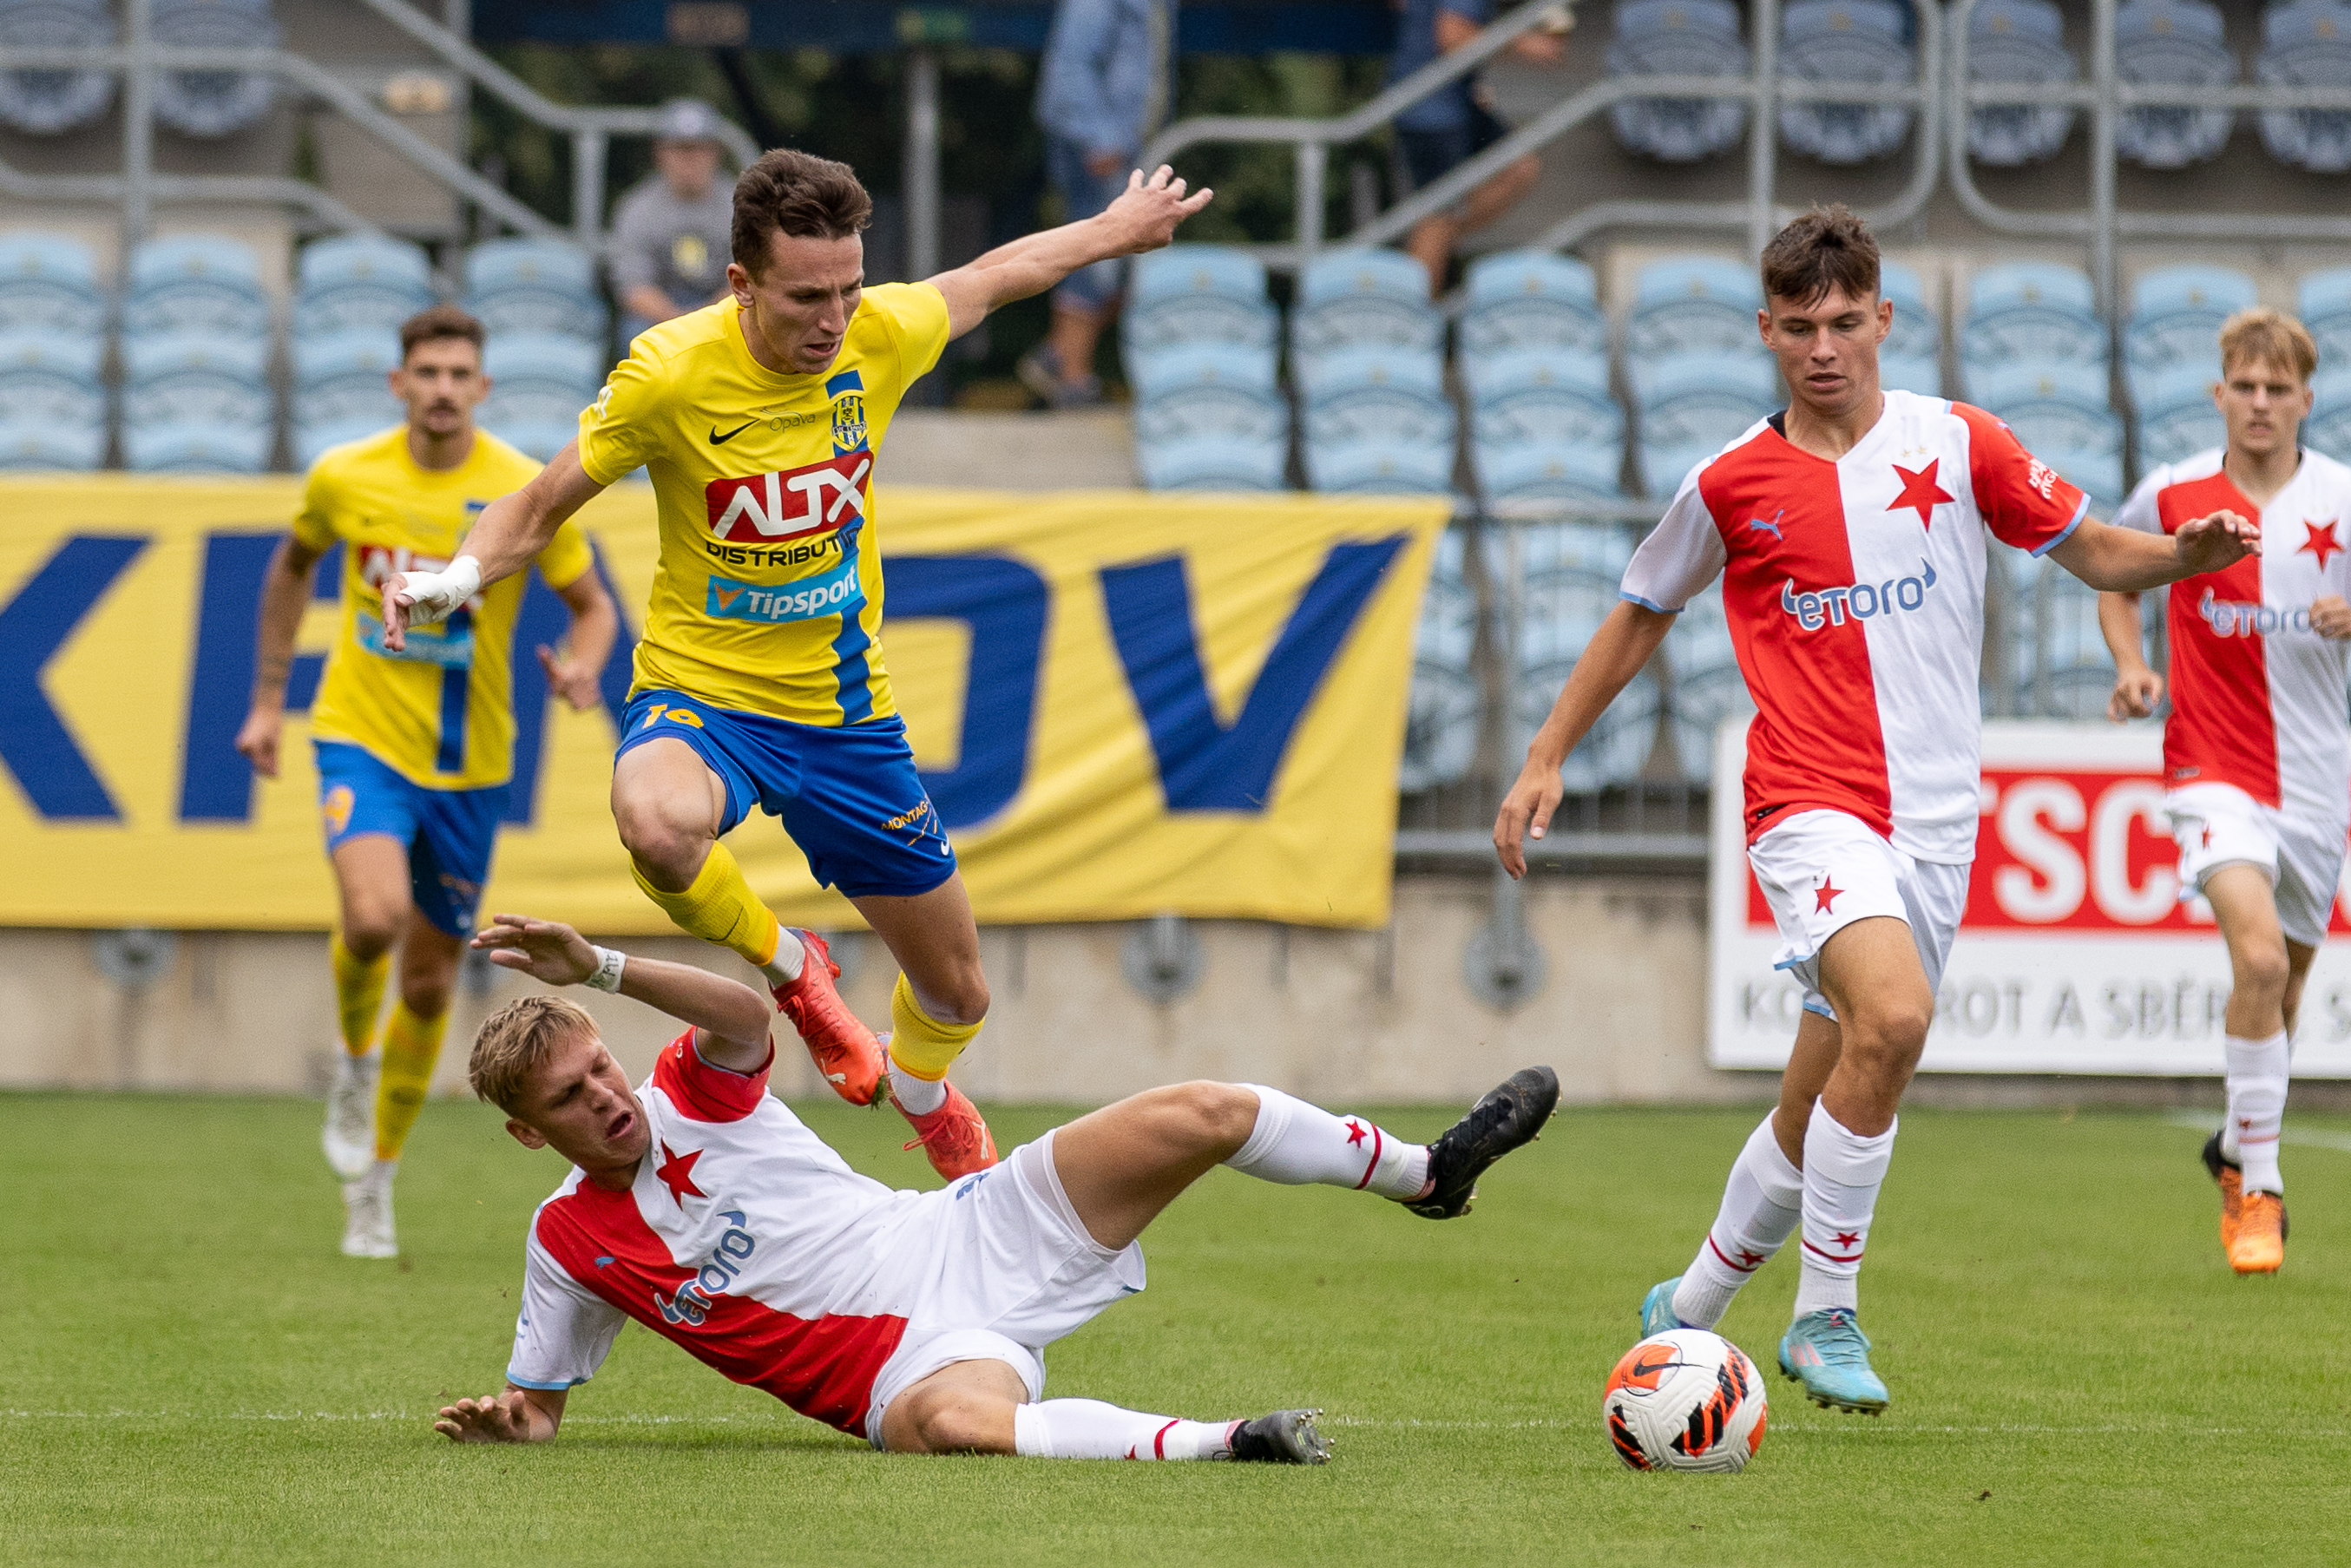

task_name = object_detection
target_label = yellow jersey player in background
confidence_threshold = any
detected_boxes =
[237,304,618,1257]
[382,150,1210,1179]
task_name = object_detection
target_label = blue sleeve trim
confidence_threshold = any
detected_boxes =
[1772,955,1810,973]
[1619,591,1683,614]
[504,1369,588,1391]
[1802,997,1839,1020]
[2030,495,2090,557]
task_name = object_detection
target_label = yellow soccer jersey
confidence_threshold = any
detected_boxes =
[574,283,950,726]
[296,426,595,791]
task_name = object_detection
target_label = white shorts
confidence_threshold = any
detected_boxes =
[863,1129,1146,1447]
[1748,810,1971,1021]
[2165,783,2347,948]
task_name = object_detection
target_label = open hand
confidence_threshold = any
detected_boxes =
[471,913,597,986]
[2314,594,2351,640]
[434,1390,540,1444]
[2106,666,2164,722]
[1099,166,1214,259]
[538,645,601,712]
[233,705,283,777]
[1492,759,1565,881]
[2175,509,2259,575]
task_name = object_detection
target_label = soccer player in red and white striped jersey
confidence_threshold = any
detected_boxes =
[2100,309,2350,1276]
[428,913,1556,1458]
[1494,207,2256,1413]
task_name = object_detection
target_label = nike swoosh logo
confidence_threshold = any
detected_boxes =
[709,419,758,444]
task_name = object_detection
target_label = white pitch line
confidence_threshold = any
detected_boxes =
[2163,1111,2351,1152]
[1326,1415,2342,1437]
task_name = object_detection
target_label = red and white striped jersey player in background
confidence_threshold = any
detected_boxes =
[2101,306,2351,1276]
[1494,205,2257,1415]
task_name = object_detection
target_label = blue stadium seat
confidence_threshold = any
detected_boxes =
[293,418,398,470]
[125,233,271,338]
[292,328,403,436]
[0,416,105,469]
[1517,524,1661,790]
[1634,351,1777,497]
[1290,249,1441,372]
[2258,0,2351,172]
[2299,267,2351,369]
[1665,584,1752,784]
[1967,0,2077,167]
[1881,354,1943,396]
[1125,338,1278,403]
[1300,343,1455,495]
[294,234,436,338]
[2114,0,2236,169]
[1778,1,1915,166]
[1401,528,1479,792]
[2132,362,2225,469]
[478,331,604,462]
[1132,360,1290,492]
[150,0,279,138]
[1878,259,1938,361]
[463,238,608,342]
[1968,360,2121,455]
[124,420,273,473]
[2012,560,2115,718]
[1123,246,1278,365]
[2124,264,2256,401]
[1960,261,2106,374]
[1459,250,1607,360]
[1625,256,1767,381]
[0,331,103,465]
[2303,364,2351,463]
[123,330,273,430]
[0,231,104,338]
[0,0,115,135]
[1475,440,1624,503]
[1466,350,1620,445]
[1606,0,1750,163]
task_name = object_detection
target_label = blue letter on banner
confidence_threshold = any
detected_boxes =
[883,554,1049,830]
[0,534,147,820]
[1100,536,1405,813]
[179,534,333,822]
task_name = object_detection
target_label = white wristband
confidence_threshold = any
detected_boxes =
[583,945,626,992]
[402,554,483,626]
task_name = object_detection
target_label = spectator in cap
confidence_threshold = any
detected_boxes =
[609,98,738,343]
[1021,0,1175,408]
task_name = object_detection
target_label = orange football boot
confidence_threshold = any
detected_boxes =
[2202,1129,2243,1255]
[2231,1191,2286,1275]
[771,929,883,1105]
[897,1079,997,1181]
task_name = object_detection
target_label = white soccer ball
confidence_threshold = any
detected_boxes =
[1602,1328,1768,1473]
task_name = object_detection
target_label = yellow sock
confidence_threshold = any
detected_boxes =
[373,1001,450,1161]
[632,843,782,969]
[888,972,982,1082]
[331,937,389,1058]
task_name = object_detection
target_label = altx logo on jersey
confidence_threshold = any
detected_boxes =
[706,554,864,624]
[1779,557,1938,630]
[704,452,872,542]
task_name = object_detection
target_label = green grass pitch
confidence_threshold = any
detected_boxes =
[4,1092,2349,1566]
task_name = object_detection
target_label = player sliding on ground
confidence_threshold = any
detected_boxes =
[379,150,1212,1184]
[1494,206,2259,1415]
[430,913,1557,1459]
[235,305,618,1258]
[2099,308,2350,1276]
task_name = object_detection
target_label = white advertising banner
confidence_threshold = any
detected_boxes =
[1707,719,2351,1076]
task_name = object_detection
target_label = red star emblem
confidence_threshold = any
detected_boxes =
[1814,877,1842,913]
[1888,459,1954,528]
[1833,1230,1862,1248]
[1343,1119,1369,1147]
[653,1140,706,1208]
[1736,1248,1766,1268]
[2300,519,2342,570]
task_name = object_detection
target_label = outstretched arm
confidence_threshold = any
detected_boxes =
[470,913,774,1072]
[927,166,1212,339]
[435,1385,565,1443]
[2048,510,2259,593]
[381,443,608,651]
[1492,600,1676,878]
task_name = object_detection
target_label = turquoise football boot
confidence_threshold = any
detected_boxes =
[1639,1277,1688,1337]
[1777,1308,1889,1414]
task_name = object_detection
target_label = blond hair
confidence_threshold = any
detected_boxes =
[2218,307,2317,383]
[469,994,598,1112]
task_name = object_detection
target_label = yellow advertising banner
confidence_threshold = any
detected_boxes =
[0,476,1444,933]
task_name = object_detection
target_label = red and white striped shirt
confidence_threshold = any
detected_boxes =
[1622,390,2087,863]
[2115,448,2351,831]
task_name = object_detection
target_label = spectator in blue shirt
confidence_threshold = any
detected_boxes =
[1390,0,1566,294]
[1025,0,1176,407]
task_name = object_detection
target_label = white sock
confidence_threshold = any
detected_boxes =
[2224,1029,2289,1194]
[1225,1085,1431,1202]
[1011,1400,1235,1460]
[890,1062,948,1116]
[760,928,806,987]
[1672,1113,1804,1329]
[1792,1106,1896,1320]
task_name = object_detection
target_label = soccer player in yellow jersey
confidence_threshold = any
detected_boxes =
[383,149,1210,1180]
[237,305,618,1257]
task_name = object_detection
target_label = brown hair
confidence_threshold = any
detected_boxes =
[1760,204,1881,308]
[398,303,485,362]
[2218,307,2317,383]
[469,994,598,1112]
[731,148,872,275]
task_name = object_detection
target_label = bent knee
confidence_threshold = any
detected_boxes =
[2236,941,2292,996]
[615,810,710,889]
[924,969,990,1027]
[1172,1080,1261,1149]
[338,909,404,959]
[908,1392,1012,1454]
[1847,994,1934,1058]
